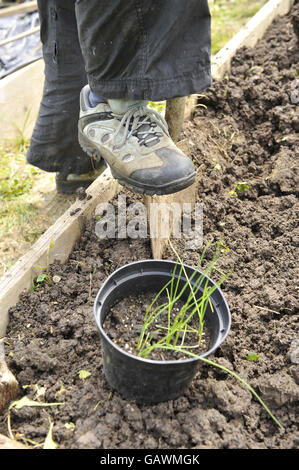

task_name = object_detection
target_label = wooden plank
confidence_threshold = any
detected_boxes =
[165,97,187,143]
[144,140,197,260]
[0,25,40,47]
[0,59,44,141]
[211,0,295,80]
[0,168,120,337]
[0,1,37,18]
[0,338,19,414]
[144,185,198,259]
[145,99,196,260]
[184,94,198,120]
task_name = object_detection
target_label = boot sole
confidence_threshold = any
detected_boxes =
[78,130,196,196]
[56,171,106,195]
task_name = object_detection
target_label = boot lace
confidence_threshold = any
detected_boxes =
[109,105,170,148]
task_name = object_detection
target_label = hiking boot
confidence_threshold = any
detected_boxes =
[55,165,107,194]
[78,85,196,195]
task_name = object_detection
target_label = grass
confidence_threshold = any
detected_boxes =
[0,139,44,245]
[0,143,37,200]
[209,0,268,54]
[0,135,74,277]
[0,107,60,276]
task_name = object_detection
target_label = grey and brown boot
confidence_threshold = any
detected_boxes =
[78,85,196,196]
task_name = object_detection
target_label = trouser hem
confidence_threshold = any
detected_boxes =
[88,66,212,101]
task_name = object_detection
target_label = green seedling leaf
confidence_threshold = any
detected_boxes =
[36,273,47,283]
[43,421,58,449]
[9,396,64,410]
[93,400,101,411]
[158,345,283,430]
[229,182,250,197]
[236,182,250,192]
[246,352,260,361]
[78,369,91,380]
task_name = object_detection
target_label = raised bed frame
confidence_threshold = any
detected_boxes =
[0,0,295,340]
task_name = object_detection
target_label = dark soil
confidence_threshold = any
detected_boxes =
[0,8,298,449]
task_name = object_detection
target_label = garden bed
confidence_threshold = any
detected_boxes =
[0,6,298,449]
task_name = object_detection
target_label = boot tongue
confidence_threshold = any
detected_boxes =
[108,99,148,115]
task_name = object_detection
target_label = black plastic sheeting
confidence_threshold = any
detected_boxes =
[0,6,41,79]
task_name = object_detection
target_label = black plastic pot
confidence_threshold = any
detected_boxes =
[94,260,231,404]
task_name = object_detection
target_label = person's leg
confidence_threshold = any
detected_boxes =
[75,0,211,101]
[75,0,211,195]
[26,0,105,194]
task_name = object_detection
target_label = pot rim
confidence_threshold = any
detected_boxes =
[94,259,231,366]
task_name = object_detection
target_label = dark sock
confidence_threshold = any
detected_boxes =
[89,90,107,107]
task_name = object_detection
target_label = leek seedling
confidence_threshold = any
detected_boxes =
[135,240,283,430]
[137,240,231,357]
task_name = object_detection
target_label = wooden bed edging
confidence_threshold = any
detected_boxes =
[211,0,295,79]
[0,169,120,337]
[0,0,295,339]
[0,1,37,19]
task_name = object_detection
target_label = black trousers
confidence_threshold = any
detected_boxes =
[75,0,211,100]
[28,0,211,173]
